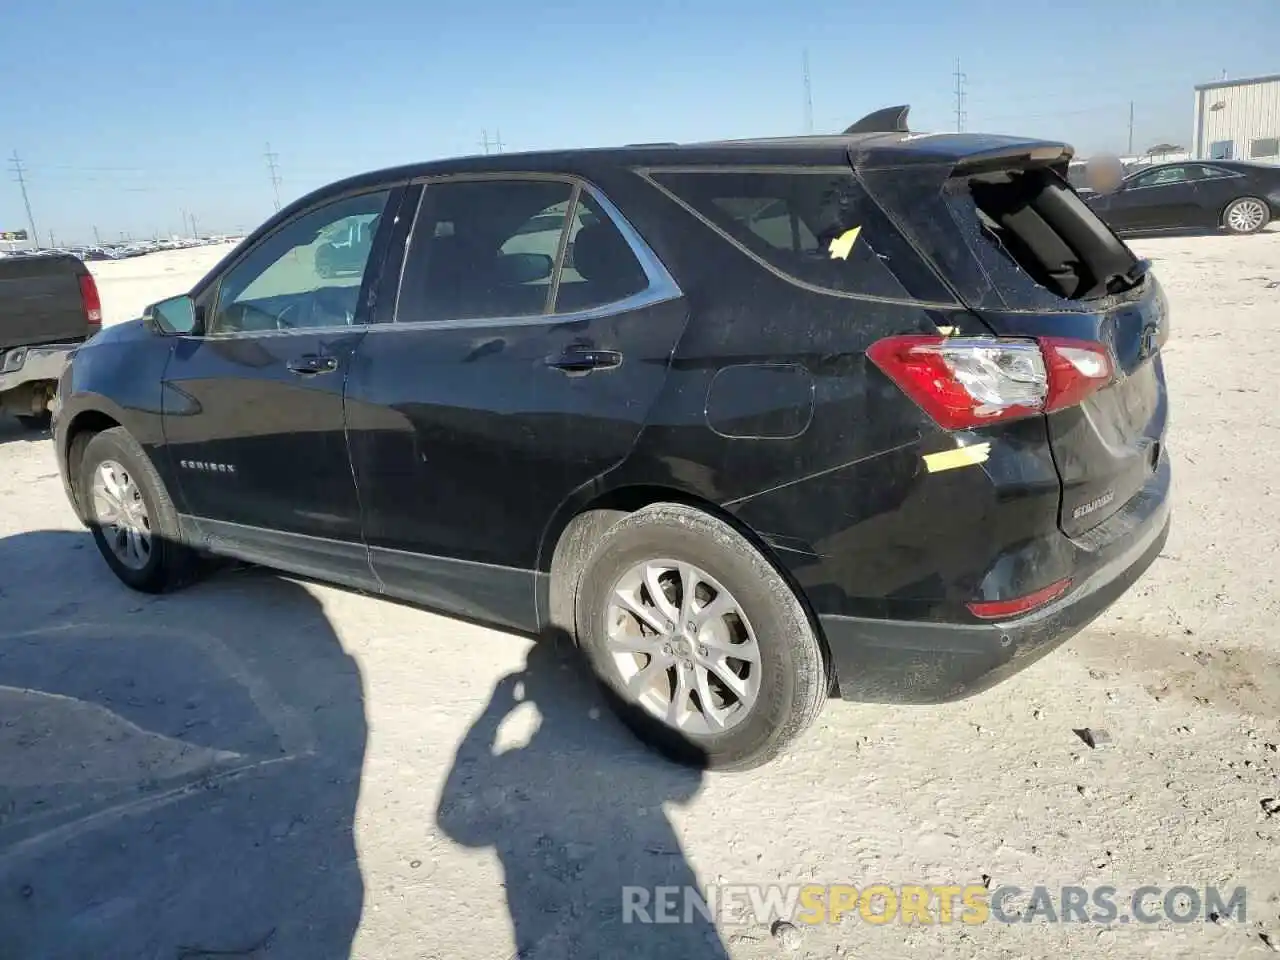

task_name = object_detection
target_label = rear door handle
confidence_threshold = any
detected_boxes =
[546,348,623,375]
[287,355,338,375]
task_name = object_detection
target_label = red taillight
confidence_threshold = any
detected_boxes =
[966,578,1071,620]
[1039,338,1113,412]
[866,335,1112,430]
[78,274,102,332]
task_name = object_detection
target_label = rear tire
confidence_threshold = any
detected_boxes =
[1223,196,1270,235]
[574,503,827,771]
[79,427,202,593]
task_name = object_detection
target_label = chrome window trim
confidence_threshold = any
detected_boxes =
[183,323,366,341]
[382,172,683,331]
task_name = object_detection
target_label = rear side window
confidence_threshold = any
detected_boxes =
[397,179,649,323]
[1129,165,1201,188]
[646,169,956,304]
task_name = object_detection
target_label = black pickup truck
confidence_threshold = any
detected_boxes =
[0,253,102,428]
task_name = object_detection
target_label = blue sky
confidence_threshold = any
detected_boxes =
[2,0,1277,244]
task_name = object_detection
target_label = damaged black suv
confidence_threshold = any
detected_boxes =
[54,105,1170,770]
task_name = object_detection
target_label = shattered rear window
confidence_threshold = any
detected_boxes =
[646,169,957,304]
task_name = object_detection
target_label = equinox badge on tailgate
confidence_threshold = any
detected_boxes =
[1072,490,1116,520]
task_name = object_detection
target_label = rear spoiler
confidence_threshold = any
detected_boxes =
[843,105,911,135]
[841,106,1074,172]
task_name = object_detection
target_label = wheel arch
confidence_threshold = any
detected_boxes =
[63,407,123,520]
[538,482,835,693]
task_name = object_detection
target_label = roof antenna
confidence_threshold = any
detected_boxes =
[844,105,910,135]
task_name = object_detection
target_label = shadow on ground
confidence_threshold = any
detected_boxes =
[438,636,728,959]
[0,529,730,958]
[0,530,367,958]
[0,415,50,445]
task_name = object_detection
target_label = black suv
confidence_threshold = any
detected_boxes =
[54,108,1171,770]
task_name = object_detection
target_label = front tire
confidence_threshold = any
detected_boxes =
[1223,196,1270,235]
[79,427,201,593]
[575,503,827,771]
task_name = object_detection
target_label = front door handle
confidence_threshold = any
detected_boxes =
[287,355,338,376]
[546,348,623,375]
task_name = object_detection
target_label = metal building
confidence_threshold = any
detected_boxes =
[1192,73,1280,164]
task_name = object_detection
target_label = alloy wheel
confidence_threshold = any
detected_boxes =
[91,459,152,570]
[605,559,761,735]
[1228,199,1267,233]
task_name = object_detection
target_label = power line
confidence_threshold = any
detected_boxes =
[8,151,39,246]
[802,49,814,134]
[264,142,282,211]
[953,59,967,133]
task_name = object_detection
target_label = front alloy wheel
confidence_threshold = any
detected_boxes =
[78,426,201,593]
[91,459,152,570]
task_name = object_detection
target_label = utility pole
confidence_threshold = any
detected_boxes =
[264,142,282,211]
[953,59,967,133]
[479,129,506,155]
[93,225,101,245]
[1127,101,1135,156]
[8,151,39,248]
[190,213,198,238]
[802,48,814,134]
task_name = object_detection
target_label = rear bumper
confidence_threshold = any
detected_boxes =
[820,458,1171,704]
[0,342,77,395]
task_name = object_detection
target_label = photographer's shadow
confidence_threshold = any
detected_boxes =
[0,530,366,959]
[438,636,730,958]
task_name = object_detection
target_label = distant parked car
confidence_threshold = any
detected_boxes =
[1084,160,1280,235]
[52,109,1171,770]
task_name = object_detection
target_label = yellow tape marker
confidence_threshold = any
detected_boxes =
[923,442,991,473]
[828,226,861,260]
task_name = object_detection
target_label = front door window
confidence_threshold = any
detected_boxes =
[209,191,390,334]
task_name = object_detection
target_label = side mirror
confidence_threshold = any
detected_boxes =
[143,294,200,335]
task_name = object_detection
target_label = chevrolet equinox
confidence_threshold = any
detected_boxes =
[53,107,1171,770]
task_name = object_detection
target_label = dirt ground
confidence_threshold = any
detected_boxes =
[1,232,1278,959]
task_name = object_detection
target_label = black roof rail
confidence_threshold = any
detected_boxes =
[843,105,910,135]
[624,141,679,147]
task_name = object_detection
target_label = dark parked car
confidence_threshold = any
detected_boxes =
[53,110,1171,770]
[0,252,101,427]
[1084,160,1280,235]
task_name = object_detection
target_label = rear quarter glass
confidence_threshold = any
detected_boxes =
[643,169,958,306]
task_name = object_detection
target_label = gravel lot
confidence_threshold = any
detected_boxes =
[1,232,1278,959]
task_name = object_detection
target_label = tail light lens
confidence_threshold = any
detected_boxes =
[866,335,1113,430]
[78,274,102,333]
